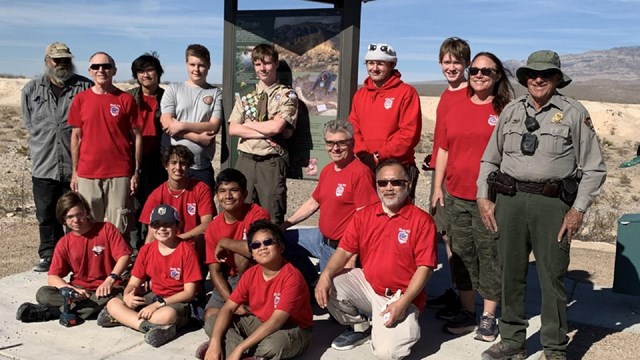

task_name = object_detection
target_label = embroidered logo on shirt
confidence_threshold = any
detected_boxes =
[273,292,281,308]
[275,93,281,101]
[187,203,196,216]
[384,97,395,110]
[109,104,121,117]
[398,228,410,244]
[92,245,105,256]
[170,267,181,280]
[488,114,499,126]
[203,96,213,105]
[335,183,346,197]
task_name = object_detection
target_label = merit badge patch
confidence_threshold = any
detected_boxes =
[92,245,105,256]
[187,203,196,216]
[170,267,181,280]
[488,114,499,126]
[274,93,281,102]
[384,97,395,110]
[287,90,297,99]
[273,292,281,308]
[398,228,410,244]
[203,96,214,105]
[335,183,346,197]
[109,104,121,117]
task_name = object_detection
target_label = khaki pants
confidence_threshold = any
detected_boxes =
[77,176,133,235]
[328,268,420,360]
[213,314,311,359]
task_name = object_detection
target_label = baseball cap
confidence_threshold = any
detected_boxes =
[45,42,74,59]
[150,204,180,225]
[364,43,397,63]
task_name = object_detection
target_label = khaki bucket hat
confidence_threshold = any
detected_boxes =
[515,50,572,88]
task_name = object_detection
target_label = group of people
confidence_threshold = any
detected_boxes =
[16,37,605,360]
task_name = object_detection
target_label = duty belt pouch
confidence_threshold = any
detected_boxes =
[488,171,517,197]
[541,181,560,197]
[560,178,579,206]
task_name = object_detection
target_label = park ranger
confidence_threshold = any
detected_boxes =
[228,43,298,225]
[477,50,606,360]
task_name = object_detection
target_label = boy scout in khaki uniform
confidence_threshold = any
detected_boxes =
[228,43,298,225]
[476,50,606,360]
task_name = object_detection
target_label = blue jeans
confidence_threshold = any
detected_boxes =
[285,227,336,272]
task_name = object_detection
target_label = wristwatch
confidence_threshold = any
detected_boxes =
[108,273,120,281]
[153,295,166,307]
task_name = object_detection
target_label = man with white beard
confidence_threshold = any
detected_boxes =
[21,42,92,272]
[314,159,438,359]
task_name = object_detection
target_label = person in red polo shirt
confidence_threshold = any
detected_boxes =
[199,220,312,360]
[16,192,131,323]
[315,159,437,358]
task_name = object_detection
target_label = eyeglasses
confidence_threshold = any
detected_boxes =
[65,211,86,220]
[50,57,71,64]
[376,179,409,187]
[468,67,496,76]
[521,103,540,156]
[368,44,388,52]
[249,237,277,250]
[150,222,173,229]
[89,63,113,71]
[325,139,351,148]
[526,69,558,79]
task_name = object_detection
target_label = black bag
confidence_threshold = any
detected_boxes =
[560,177,579,206]
[487,171,516,201]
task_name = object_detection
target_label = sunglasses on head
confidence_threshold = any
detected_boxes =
[89,63,113,71]
[376,179,408,187]
[249,237,277,250]
[526,69,558,79]
[368,44,388,52]
[468,67,496,76]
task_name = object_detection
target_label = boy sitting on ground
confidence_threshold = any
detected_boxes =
[100,204,202,347]
[199,220,313,360]
[16,192,131,324]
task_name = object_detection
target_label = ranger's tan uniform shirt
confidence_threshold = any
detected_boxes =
[228,81,298,156]
[477,93,606,212]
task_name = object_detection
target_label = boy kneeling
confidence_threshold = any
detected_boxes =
[200,220,312,360]
[16,192,131,324]
[101,204,202,347]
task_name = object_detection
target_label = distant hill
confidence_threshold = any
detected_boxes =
[503,46,640,82]
[413,46,640,104]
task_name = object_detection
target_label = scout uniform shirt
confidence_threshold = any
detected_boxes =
[228,81,298,156]
[477,92,606,212]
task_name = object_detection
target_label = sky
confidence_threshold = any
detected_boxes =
[1,0,639,83]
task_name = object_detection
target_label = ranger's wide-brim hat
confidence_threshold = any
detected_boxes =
[516,50,572,89]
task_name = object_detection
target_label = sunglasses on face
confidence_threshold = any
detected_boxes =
[376,179,408,187]
[150,222,174,229]
[368,44,388,52]
[526,69,558,79]
[89,63,113,71]
[468,67,496,76]
[325,139,351,148]
[249,237,277,250]
[51,57,71,64]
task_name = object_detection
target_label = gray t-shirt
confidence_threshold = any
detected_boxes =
[160,82,223,170]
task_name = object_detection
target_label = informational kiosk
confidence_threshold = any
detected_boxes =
[221,0,364,179]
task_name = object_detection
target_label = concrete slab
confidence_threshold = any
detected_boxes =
[1,243,638,359]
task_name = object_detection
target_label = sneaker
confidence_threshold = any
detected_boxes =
[427,288,458,309]
[481,341,526,360]
[144,323,177,347]
[331,327,371,351]
[16,302,56,322]
[32,257,52,272]
[436,299,461,320]
[195,340,212,360]
[475,313,499,342]
[96,308,121,328]
[444,309,477,335]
